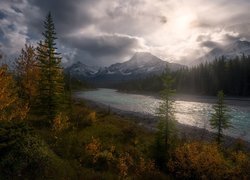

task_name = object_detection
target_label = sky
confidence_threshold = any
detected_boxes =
[0,0,250,67]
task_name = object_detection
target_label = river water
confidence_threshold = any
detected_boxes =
[75,88,250,142]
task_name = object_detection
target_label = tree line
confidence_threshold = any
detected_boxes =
[116,55,250,96]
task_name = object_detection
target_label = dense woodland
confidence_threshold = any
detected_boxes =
[0,13,249,179]
[116,55,250,96]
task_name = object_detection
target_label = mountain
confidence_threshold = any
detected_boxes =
[95,52,183,76]
[191,40,250,66]
[66,52,185,86]
[64,61,99,78]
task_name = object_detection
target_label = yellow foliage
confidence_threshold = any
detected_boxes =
[118,152,134,178]
[135,157,156,176]
[86,137,115,164]
[52,112,69,133]
[85,137,102,163]
[87,111,96,123]
[229,151,250,178]
[0,65,29,121]
[168,142,229,179]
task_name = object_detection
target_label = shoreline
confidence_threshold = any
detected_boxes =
[76,98,250,151]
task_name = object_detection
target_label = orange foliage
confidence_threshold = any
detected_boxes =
[85,137,116,166]
[229,151,250,178]
[52,112,69,133]
[0,65,29,121]
[118,152,134,178]
[168,142,229,179]
[87,111,96,123]
[135,157,156,176]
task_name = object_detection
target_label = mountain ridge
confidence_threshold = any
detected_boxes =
[66,52,185,86]
[191,40,250,66]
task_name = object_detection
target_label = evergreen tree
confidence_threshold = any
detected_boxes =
[153,67,176,169]
[210,90,231,144]
[36,12,65,122]
[15,44,39,107]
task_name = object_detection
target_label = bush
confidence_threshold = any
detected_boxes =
[168,142,229,179]
[0,121,74,179]
[52,112,70,133]
[85,137,116,171]
[229,151,250,178]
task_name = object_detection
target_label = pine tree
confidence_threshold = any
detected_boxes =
[15,44,39,106]
[153,67,176,169]
[210,90,231,144]
[36,12,65,122]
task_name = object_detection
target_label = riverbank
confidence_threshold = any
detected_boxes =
[77,98,250,151]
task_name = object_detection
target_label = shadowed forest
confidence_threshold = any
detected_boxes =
[115,56,250,96]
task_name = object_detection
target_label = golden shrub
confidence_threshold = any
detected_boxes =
[168,142,229,179]
[87,111,96,123]
[85,137,116,167]
[135,157,156,176]
[52,112,69,133]
[229,151,250,178]
[118,153,134,178]
[85,137,101,163]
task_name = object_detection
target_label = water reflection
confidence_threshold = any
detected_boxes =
[75,88,250,142]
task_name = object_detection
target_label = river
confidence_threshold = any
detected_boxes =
[75,88,250,142]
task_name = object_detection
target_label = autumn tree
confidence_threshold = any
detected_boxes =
[210,91,231,144]
[36,12,65,122]
[153,67,177,169]
[0,64,28,121]
[15,44,39,106]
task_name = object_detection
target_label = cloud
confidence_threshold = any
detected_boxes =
[1,0,250,66]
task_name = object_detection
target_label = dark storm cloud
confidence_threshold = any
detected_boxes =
[61,33,144,66]
[201,41,220,49]
[23,0,147,66]
[67,34,142,57]
[27,0,96,35]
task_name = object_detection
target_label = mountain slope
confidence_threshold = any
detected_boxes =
[66,52,185,86]
[91,52,184,86]
[192,40,250,66]
[95,52,183,76]
[64,61,99,78]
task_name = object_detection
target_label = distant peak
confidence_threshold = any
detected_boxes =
[133,51,153,57]
[130,51,160,63]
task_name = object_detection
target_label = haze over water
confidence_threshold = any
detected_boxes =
[76,88,250,142]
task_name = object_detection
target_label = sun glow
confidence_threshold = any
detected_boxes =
[172,10,197,36]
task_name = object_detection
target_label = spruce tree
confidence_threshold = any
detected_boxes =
[210,90,231,144]
[153,67,176,169]
[36,12,64,122]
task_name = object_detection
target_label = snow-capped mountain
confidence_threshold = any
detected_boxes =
[192,40,250,66]
[65,52,185,86]
[95,52,184,77]
[64,61,99,78]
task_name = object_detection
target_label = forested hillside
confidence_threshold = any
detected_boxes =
[116,55,250,96]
